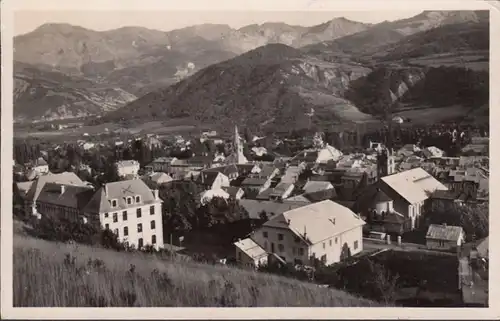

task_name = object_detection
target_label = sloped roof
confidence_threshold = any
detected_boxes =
[84,179,159,214]
[381,167,448,204]
[221,186,243,198]
[241,176,269,187]
[25,172,86,202]
[270,182,294,197]
[196,171,223,186]
[37,183,95,210]
[239,199,304,220]
[234,238,267,260]
[303,181,333,194]
[263,200,365,245]
[205,164,239,177]
[426,224,464,242]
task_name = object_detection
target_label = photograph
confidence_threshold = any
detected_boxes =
[1,0,495,318]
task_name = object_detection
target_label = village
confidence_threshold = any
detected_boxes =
[12,122,489,307]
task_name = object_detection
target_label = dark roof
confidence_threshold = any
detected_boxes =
[221,186,243,198]
[196,171,221,186]
[303,188,337,202]
[352,185,393,214]
[241,177,269,187]
[37,183,95,210]
[206,164,239,177]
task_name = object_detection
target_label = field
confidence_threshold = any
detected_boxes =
[12,233,378,307]
[407,51,489,72]
[14,119,197,140]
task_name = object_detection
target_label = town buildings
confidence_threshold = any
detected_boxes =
[115,160,140,179]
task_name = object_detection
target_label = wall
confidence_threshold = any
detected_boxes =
[426,238,459,251]
[308,226,363,265]
[235,247,268,269]
[251,226,309,265]
[98,201,164,250]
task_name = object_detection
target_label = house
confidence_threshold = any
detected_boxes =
[141,172,174,188]
[240,176,272,194]
[236,164,261,178]
[23,172,87,217]
[234,238,268,269]
[238,199,305,221]
[280,166,303,184]
[422,146,444,159]
[256,165,280,181]
[425,224,465,251]
[83,179,164,250]
[145,157,178,173]
[250,200,366,266]
[35,183,96,222]
[115,160,140,178]
[196,171,230,190]
[205,164,239,181]
[221,186,245,200]
[379,167,448,230]
[291,144,343,165]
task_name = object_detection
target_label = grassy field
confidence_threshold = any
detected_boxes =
[13,234,379,307]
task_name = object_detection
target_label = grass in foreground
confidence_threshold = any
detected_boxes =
[13,235,379,307]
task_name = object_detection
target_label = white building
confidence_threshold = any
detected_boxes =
[236,200,366,267]
[115,160,140,178]
[84,179,164,250]
[32,157,49,176]
[379,167,448,230]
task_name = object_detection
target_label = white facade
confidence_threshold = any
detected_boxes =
[97,194,164,250]
[33,164,50,175]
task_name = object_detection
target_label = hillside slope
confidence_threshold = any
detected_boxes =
[13,234,378,307]
[14,62,137,122]
[102,44,374,131]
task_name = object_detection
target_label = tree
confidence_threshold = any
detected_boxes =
[340,243,352,261]
[366,260,400,305]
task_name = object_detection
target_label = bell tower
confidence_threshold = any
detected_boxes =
[377,147,395,179]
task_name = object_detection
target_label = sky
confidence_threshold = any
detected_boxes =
[14,10,424,36]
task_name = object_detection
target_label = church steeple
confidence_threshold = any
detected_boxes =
[234,125,248,164]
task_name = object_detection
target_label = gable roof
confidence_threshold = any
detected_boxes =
[84,179,159,214]
[303,181,333,194]
[381,167,448,204]
[270,182,294,197]
[196,171,224,186]
[206,164,239,177]
[263,200,365,245]
[221,186,243,198]
[234,238,267,260]
[37,183,95,210]
[25,172,86,202]
[426,224,464,242]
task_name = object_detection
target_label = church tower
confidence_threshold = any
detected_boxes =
[234,125,248,164]
[377,147,395,179]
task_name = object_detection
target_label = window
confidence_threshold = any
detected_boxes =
[150,220,156,230]
[152,235,157,244]
[124,226,128,236]
[335,237,338,244]
[111,200,117,207]
[354,240,359,250]
[329,239,332,246]
[137,223,143,233]
[138,238,144,249]
[237,252,242,261]
[135,196,141,203]
[294,236,300,243]
[123,211,128,221]
[263,231,268,238]
[150,205,155,215]
[321,254,327,263]
[137,208,142,218]
[127,197,132,205]
[113,213,118,223]
[278,244,284,252]
[278,233,284,241]
[104,212,109,218]
[323,242,326,249]
[105,223,109,230]
[298,248,304,256]
[114,228,119,237]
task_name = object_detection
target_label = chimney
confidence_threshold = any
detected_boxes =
[60,185,65,194]
[152,189,159,200]
[303,225,307,238]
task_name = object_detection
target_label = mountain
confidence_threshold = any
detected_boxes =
[102,43,374,131]
[303,10,488,59]
[14,62,136,122]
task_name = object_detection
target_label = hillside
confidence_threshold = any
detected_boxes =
[101,43,374,131]
[303,10,488,59]
[13,234,378,307]
[14,62,137,122]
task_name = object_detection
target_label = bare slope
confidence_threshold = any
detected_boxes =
[13,234,378,307]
